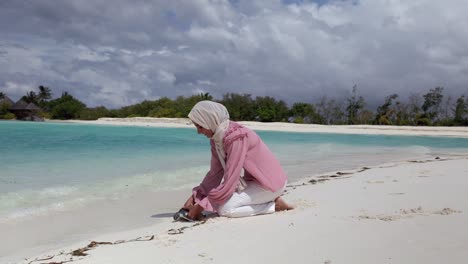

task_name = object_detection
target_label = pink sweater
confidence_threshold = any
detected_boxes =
[192,121,288,211]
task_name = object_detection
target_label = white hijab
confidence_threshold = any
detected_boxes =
[188,101,230,169]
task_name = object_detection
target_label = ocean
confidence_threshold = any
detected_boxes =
[1,120,468,223]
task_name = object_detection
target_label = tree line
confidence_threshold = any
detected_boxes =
[1,86,467,126]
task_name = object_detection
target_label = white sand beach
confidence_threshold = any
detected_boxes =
[5,119,468,264]
[18,157,468,264]
[63,117,468,138]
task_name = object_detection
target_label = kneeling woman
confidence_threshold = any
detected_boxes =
[183,101,293,219]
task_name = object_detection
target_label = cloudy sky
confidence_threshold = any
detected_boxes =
[1,0,467,108]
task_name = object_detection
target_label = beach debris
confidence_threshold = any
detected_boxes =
[114,235,155,244]
[71,241,113,256]
[26,235,156,264]
[408,157,449,163]
[44,261,74,264]
[356,207,462,221]
[433,208,462,215]
[400,206,424,215]
[336,171,353,176]
[193,219,207,226]
[357,167,371,172]
[168,220,208,235]
[168,227,188,235]
[27,255,74,264]
[198,252,214,261]
[320,173,353,179]
[26,255,54,264]
[308,178,329,184]
[291,167,370,188]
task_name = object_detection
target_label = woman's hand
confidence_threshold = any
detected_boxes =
[188,203,203,220]
[183,195,195,210]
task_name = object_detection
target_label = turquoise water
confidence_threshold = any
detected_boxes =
[1,120,468,221]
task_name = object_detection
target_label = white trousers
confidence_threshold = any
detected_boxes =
[217,181,286,218]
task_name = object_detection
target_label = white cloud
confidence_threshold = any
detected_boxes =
[191,87,207,95]
[157,70,176,83]
[156,47,172,56]
[1,0,468,107]
[75,45,110,62]
[0,44,44,74]
[2,81,33,96]
[197,80,215,86]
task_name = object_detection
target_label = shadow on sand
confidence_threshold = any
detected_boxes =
[150,212,174,218]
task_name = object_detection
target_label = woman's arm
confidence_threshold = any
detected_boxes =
[191,140,224,211]
[204,136,248,207]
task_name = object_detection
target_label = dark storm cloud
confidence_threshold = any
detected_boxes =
[1,0,467,108]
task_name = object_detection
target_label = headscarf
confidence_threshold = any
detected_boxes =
[188,101,230,169]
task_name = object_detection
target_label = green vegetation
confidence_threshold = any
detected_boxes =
[374,94,398,125]
[0,92,13,118]
[345,85,365,125]
[254,96,288,122]
[47,92,86,120]
[454,95,468,126]
[1,85,467,126]
[220,93,256,121]
[0,102,9,116]
[2,112,16,119]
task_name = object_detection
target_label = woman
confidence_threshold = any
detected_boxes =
[183,100,293,219]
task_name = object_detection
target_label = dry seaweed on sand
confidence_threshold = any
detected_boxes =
[27,236,155,264]
[168,220,208,235]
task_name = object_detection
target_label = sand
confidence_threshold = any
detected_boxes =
[58,117,468,138]
[17,157,468,264]
[6,118,468,264]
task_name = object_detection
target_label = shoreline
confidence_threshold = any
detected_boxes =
[13,155,468,264]
[55,117,468,138]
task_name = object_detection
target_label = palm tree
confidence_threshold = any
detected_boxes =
[38,85,52,102]
[198,92,213,100]
[22,91,38,104]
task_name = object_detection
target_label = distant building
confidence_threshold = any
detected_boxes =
[0,95,14,107]
[8,99,44,121]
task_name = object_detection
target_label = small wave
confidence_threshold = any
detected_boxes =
[0,198,90,224]
[91,165,210,195]
[0,166,210,222]
[39,186,78,197]
[0,185,83,222]
[401,145,432,154]
[3,203,64,219]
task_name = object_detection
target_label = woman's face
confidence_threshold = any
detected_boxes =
[193,122,214,138]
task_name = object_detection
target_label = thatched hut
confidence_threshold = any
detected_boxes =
[0,95,14,107]
[9,99,44,121]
